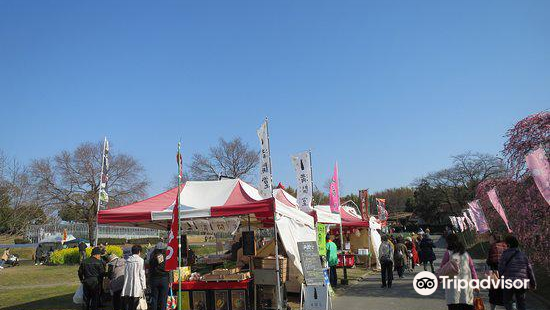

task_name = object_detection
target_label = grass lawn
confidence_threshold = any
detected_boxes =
[0,262,81,310]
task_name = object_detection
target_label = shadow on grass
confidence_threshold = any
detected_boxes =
[2,293,81,310]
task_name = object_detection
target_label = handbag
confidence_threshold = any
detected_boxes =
[72,284,84,304]
[474,296,485,310]
[436,251,459,277]
[137,292,148,310]
[167,286,177,309]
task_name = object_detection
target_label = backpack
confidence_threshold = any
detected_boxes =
[380,243,392,262]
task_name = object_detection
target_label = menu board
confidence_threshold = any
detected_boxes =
[298,241,325,286]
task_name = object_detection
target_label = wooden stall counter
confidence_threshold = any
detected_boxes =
[171,278,253,310]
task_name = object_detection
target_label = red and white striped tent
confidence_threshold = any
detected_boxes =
[98,179,316,275]
[98,178,313,229]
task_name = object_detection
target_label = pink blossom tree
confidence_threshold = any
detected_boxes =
[476,111,550,271]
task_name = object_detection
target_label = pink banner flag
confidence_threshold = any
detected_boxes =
[526,147,550,205]
[329,162,340,214]
[487,188,512,233]
[457,217,465,232]
[467,200,490,233]
[463,211,475,230]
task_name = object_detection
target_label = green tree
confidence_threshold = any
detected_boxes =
[372,187,414,212]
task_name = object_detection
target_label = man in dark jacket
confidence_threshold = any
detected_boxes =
[78,247,105,310]
[498,236,536,310]
[419,234,436,273]
[149,243,170,310]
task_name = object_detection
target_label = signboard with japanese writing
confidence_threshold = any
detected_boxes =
[298,241,325,286]
[317,223,327,256]
[303,285,329,310]
[291,151,313,213]
[257,120,273,199]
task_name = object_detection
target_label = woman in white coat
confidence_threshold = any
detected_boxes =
[121,245,146,310]
[440,233,479,310]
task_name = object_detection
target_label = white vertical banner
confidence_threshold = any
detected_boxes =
[257,119,273,199]
[291,151,313,213]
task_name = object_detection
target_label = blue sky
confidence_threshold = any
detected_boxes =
[1,0,549,196]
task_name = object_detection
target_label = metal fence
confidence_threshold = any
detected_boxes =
[27,223,163,242]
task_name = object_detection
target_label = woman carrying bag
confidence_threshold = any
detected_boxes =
[438,233,478,310]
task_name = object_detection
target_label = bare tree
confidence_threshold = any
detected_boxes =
[414,152,507,214]
[0,152,47,235]
[188,138,259,182]
[30,142,149,242]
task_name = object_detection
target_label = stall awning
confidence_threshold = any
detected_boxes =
[98,179,314,228]
[313,205,369,227]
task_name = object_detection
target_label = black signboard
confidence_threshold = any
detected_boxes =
[242,231,256,256]
[297,241,325,286]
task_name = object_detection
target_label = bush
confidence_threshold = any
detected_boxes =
[50,245,123,265]
[13,238,31,244]
[50,248,79,265]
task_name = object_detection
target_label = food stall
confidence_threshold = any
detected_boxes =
[99,179,316,310]
[312,205,370,268]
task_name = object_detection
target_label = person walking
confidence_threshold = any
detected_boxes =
[378,235,394,288]
[121,245,146,310]
[486,233,507,310]
[79,241,88,263]
[107,253,126,310]
[419,233,436,273]
[394,236,408,278]
[326,235,339,287]
[498,235,536,310]
[440,233,478,310]
[78,247,105,310]
[149,243,170,310]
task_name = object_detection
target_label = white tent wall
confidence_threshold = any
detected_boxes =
[369,216,382,270]
[275,215,316,293]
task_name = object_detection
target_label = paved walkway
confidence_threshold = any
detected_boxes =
[332,236,549,310]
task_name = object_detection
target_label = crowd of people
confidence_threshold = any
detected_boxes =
[78,243,170,310]
[375,229,537,310]
[377,229,436,288]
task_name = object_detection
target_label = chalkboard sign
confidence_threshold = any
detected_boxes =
[298,241,325,286]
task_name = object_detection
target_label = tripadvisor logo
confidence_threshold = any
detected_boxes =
[413,271,532,296]
[413,271,438,296]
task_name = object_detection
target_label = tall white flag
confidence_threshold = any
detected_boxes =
[257,120,273,199]
[291,151,313,213]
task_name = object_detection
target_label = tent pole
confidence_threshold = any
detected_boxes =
[265,117,282,310]
[339,224,348,285]
[177,142,182,310]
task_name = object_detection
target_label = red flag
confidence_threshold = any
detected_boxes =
[376,198,388,221]
[359,190,369,220]
[165,197,179,271]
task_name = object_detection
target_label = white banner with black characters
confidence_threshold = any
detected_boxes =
[291,151,313,213]
[257,120,273,199]
[180,218,241,234]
